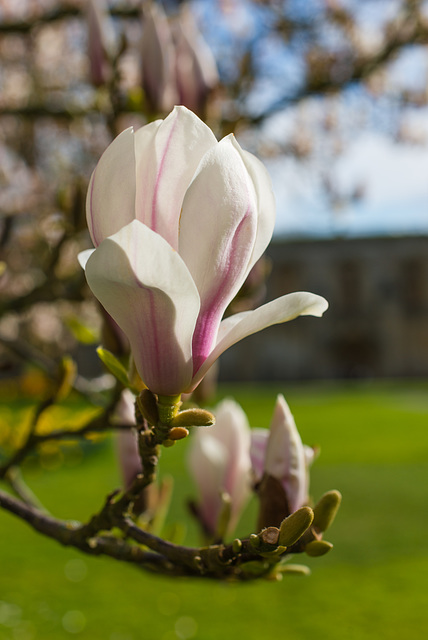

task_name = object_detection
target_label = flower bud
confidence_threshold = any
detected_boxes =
[187,398,252,537]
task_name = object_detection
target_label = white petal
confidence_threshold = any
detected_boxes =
[250,428,269,483]
[78,248,95,269]
[189,292,328,390]
[234,140,276,271]
[134,106,217,250]
[84,220,200,395]
[264,395,307,512]
[141,3,177,112]
[212,399,252,529]
[189,398,252,534]
[188,433,228,533]
[179,135,259,370]
[86,127,136,246]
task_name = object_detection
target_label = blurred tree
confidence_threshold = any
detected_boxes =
[0,0,427,387]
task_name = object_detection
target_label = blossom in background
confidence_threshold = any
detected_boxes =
[172,5,219,116]
[251,394,316,527]
[141,3,218,116]
[86,0,116,87]
[141,3,177,113]
[187,398,252,536]
[79,106,328,396]
[112,389,141,490]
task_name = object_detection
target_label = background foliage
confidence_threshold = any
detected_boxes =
[1,381,427,639]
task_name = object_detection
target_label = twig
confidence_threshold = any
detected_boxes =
[0,488,288,579]
[4,467,48,511]
[0,387,124,479]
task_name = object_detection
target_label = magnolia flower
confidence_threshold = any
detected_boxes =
[188,398,252,536]
[86,0,116,87]
[80,106,328,396]
[141,3,178,112]
[141,3,218,116]
[251,394,315,519]
[172,6,219,116]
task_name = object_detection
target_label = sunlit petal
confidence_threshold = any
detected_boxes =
[189,292,328,390]
[180,135,258,371]
[265,394,307,513]
[84,220,200,395]
[86,127,136,246]
[134,106,217,249]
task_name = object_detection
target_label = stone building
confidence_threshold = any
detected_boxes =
[219,235,428,382]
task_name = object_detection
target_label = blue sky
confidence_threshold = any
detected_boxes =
[193,0,428,239]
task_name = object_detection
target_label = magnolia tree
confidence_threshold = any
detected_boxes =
[0,106,341,580]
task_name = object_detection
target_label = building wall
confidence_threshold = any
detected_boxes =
[219,235,428,381]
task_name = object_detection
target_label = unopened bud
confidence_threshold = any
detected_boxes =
[249,533,260,549]
[232,538,242,554]
[305,540,333,557]
[279,564,311,576]
[215,492,232,541]
[279,506,314,547]
[137,389,159,425]
[168,426,189,441]
[313,490,342,533]
[193,555,204,572]
[170,408,215,428]
[163,439,175,448]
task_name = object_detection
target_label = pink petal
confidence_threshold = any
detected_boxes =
[179,135,259,373]
[134,106,217,250]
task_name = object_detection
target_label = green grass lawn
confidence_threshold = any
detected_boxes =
[0,380,427,640]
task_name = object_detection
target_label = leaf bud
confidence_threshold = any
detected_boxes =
[163,439,176,448]
[232,538,243,554]
[168,426,189,441]
[249,533,261,548]
[313,490,342,533]
[305,540,333,557]
[278,506,314,547]
[279,564,311,576]
[170,408,215,428]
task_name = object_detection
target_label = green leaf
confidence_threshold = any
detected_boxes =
[65,316,98,344]
[96,347,130,388]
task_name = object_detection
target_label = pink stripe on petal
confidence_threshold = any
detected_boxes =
[191,208,254,374]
